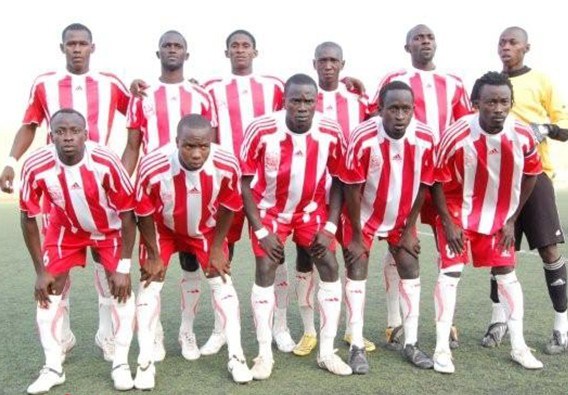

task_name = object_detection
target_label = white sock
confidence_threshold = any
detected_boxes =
[345,278,366,348]
[251,284,275,359]
[209,276,244,359]
[296,270,316,335]
[180,270,201,335]
[495,271,526,350]
[136,281,163,365]
[318,280,342,357]
[37,294,64,372]
[94,263,113,340]
[273,263,289,334]
[434,271,461,352]
[400,278,421,346]
[554,311,568,333]
[60,279,72,341]
[111,292,135,367]
[383,251,402,328]
[490,303,508,324]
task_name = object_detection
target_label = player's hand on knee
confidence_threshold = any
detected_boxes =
[207,247,230,283]
[497,220,515,251]
[34,271,55,309]
[0,166,15,193]
[345,238,369,266]
[142,258,165,287]
[260,233,284,264]
[309,231,333,260]
[397,231,420,259]
[110,272,132,303]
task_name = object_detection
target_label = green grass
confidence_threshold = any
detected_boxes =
[1,192,567,395]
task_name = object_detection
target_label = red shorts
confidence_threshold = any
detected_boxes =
[42,226,122,276]
[227,209,246,244]
[250,212,335,258]
[139,227,228,270]
[341,219,415,250]
[420,190,436,226]
[436,218,516,269]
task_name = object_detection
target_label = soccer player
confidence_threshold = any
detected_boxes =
[342,81,436,372]
[291,41,373,357]
[432,71,543,373]
[133,114,252,388]
[370,24,472,349]
[121,30,217,362]
[201,29,295,355]
[241,73,352,379]
[0,23,130,363]
[20,109,136,394]
[480,26,568,354]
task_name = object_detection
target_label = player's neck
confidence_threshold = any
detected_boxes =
[160,68,185,84]
[58,149,85,166]
[412,61,435,71]
[232,67,253,76]
[319,80,339,92]
[502,62,527,76]
[66,66,89,75]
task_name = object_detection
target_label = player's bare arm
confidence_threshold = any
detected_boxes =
[343,181,368,265]
[121,128,143,176]
[137,214,165,286]
[242,175,284,263]
[1,124,38,193]
[108,210,136,303]
[310,177,343,259]
[207,205,234,282]
[431,182,464,254]
[396,183,427,259]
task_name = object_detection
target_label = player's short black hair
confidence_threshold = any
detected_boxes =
[159,30,187,48]
[314,41,343,59]
[284,73,318,95]
[378,80,414,110]
[226,29,256,49]
[61,23,92,42]
[50,108,86,127]
[470,71,514,104]
[177,114,212,137]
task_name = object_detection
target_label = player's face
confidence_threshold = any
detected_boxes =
[177,126,212,171]
[226,34,257,73]
[158,33,188,72]
[477,84,512,134]
[405,25,436,65]
[285,83,317,134]
[61,29,94,74]
[379,89,414,139]
[498,29,528,71]
[50,113,88,165]
[313,46,344,87]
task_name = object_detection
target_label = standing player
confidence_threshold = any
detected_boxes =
[132,114,252,388]
[432,72,543,373]
[241,74,352,379]
[342,81,436,372]
[201,30,295,355]
[292,41,373,358]
[0,23,130,363]
[121,30,217,362]
[20,109,136,394]
[481,26,568,353]
[370,24,472,349]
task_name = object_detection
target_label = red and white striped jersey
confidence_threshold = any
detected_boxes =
[203,74,284,156]
[316,83,369,139]
[23,70,130,146]
[370,68,472,138]
[240,111,345,223]
[341,117,436,236]
[435,114,542,235]
[20,141,134,238]
[135,143,242,238]
[126,80,218,154]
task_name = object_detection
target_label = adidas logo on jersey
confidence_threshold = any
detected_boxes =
[187,187,200,194]
[488,148,499,155]
[294,150,304,157]
[71,182,81,190]
[392,153,402,161]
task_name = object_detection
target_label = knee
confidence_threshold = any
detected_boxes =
[255,260,278,286]
[397,261,419,279]
[538,244,559,264]
[346,258,369,281]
